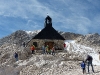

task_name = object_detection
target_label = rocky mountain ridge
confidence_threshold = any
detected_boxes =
[1,30,100,49]
[0,30,82,46]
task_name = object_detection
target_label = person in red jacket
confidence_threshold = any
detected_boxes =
[64,43,66,47]
[30,45,35,54]
[63,43,66,50]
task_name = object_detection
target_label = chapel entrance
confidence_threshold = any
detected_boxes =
[45,42,54,49]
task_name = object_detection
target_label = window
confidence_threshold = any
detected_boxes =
[33,42,37,47]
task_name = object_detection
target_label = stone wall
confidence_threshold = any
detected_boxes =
[27,39,64,50]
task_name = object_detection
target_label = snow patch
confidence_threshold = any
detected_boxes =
[64,40,100,65]
[25,30,41,35]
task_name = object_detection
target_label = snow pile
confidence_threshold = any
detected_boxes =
[64,40,100,65]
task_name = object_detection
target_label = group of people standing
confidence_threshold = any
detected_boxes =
[42,45,55,55]
[30,44,55,55]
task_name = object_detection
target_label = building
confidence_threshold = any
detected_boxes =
[28,15,65,50]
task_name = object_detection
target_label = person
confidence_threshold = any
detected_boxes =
[64,43,66,48]
[48,49,51,54]
[81,61,86,74]
[85,55,94,73]
[23,42,26,47]
[14,52,18,61]
[45,45,49,54]
[63,43,66,50]
[51,46,55,55]
[99,52,100,60]
[42,45,45,54]
[30,45,35,54]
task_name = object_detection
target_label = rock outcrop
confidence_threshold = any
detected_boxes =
[76,33,100,52]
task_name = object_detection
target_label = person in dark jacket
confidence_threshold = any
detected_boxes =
[14,52,18,61]
[23,42,26,47]
[81,61,86,74]
[99,52,100,60]
[85,55,94,73]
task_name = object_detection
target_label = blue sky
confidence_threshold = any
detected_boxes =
[0,0,100,38]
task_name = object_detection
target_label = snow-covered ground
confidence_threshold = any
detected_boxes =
[1,40,100,75]
[64,40,100,65]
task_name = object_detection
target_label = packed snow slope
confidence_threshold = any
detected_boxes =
[64,40,100,65]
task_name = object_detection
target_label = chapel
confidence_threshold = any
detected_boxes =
[27,15,65,50]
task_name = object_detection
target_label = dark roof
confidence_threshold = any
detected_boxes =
[33,26,65,40]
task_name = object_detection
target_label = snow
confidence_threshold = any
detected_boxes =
[25,30,41,35]
[90,54,100,65]
[17,56,35,66]
[16,60,28,66]
[64,40,100,65]
[17,55,47,67]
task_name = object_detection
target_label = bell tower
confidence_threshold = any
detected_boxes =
[44,15,52,27]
